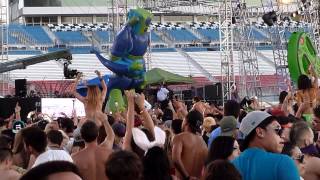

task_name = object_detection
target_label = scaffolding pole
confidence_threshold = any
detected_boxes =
[234,1,262,98]
[219,0,235,104]
[0,0,9,96]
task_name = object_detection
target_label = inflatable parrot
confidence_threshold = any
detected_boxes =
[76,8,153,113]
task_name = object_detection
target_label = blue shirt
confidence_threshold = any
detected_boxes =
[207,127,221,148]
[208,125,243,148]
[232,148,300,180]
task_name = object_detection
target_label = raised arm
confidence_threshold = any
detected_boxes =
[100,114,115,149]
[281,92,292,116]
[73,73,85,103]
[168,100,178,120]
[95,70,107,101]
[309,64,318,88]
[136,93,155,139]
[123,90,135,151]
[14,102,21,121]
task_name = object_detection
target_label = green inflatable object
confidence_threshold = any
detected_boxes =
[287,32,320,84]
[107,89,126,113]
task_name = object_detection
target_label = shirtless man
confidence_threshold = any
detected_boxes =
[0,148,21,180]
[172,110,208,179]
[73,70,107,127]
[72,115,114,180]
[172,96,188,119]
[191,96,209,117]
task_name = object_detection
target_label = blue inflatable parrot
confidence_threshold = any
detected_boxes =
[76,8,153,113]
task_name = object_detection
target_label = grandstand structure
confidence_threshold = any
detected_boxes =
[0,0,318,103]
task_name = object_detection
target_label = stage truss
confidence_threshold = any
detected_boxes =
[0,0,10,96]
[234,1,262,99]
[219,0,235,103]
[108,0,320,102]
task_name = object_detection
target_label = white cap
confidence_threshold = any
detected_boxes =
[240,111,272,138]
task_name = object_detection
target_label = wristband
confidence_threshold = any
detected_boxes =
[99,78,104,81]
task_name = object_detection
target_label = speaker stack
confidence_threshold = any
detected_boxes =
[15,79,27,97]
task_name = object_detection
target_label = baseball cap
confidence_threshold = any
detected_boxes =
[240,111,272,138]
[220,116,237,136]
[112,122,126,138]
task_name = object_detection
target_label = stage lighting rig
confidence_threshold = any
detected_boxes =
[262,11,278,26]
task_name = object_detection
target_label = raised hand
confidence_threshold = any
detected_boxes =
[95,70,102,77]
[76,72,82,80]
[124,90,135,102]
[135,93,145,110]
[15,102,21,113]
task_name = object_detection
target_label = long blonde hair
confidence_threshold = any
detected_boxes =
[86,85,102,110]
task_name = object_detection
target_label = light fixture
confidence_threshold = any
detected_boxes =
[262,11,277,26]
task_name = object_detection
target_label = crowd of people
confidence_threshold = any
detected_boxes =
[1,68,320,180]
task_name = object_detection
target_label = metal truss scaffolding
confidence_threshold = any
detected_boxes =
[260,0,289,92]
[144,32,152,71]
[219,0,235,103]
[300,0,320,53]
[0,0,9,96]
[234,1,262,98]
[269,24,288,92]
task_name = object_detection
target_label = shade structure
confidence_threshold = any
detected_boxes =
[145,68,193,85]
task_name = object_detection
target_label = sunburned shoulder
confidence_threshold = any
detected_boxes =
[0,169,21,180]
[72,148,88,158]
[96,146,113,153]
[173,132,203,144]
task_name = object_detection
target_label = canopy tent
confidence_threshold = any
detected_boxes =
[145,68,193,85]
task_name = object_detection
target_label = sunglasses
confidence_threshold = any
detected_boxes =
[272,127,283,136]
[293,154,304,164]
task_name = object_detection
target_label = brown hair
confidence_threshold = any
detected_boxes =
[105,150,143,180]
[86,85,101,110]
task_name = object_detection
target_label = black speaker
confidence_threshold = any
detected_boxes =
[205,85,215,100]
[205,83,223,100]
[196,87,203,98]
[15,79,27,97]
[182,90,192,100]
[215,83,223,100]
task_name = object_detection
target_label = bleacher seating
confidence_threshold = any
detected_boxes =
[48,46,92,54]
[151,31,162,43]
[23,26,53,45]
[5,34,20,44]
[150,22,184,31]
[69,46,92,54]
[188,22,218,29]
[48,23,112,32]
[197,29,220,41]
[251,28,268,41]
[166,29,198,42]
[8,24,32,44]
[94,31,112,43]
[54,31,89,44]
[151,48,176,52]
[4,21,315,53]
[9,50,42,55]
